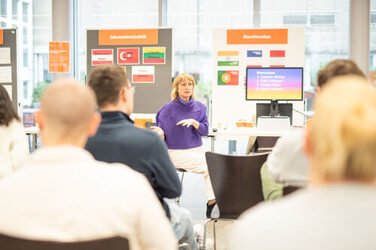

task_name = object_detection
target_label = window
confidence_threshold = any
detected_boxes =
[12,0,19,20]
[167,0,253,107]
[22,27,27,44]
[43,69,52,82]
[0,0,7,18]
[283,15,307,25]
[310,14,335,25]
[76,0,158,83]
[22,2,28,22]
[73,0,359,113]
[23,48,28,67]
[2,0,52,122]
[260,0,349,102]
[371,12,376,24]
[371,0,376,72]
[23,81,28,99]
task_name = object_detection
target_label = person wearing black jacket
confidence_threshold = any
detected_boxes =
[85,64,199,250]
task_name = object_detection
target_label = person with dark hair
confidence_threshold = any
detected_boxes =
[85,65,205,250]
[261,59,366,200]
[0,85,29,178]
[316,59,365,87]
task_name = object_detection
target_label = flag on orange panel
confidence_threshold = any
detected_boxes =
[217,70,239,86]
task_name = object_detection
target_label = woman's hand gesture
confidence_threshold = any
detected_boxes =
[176,119,199,129]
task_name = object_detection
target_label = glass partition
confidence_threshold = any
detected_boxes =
[371,0,376,73]
[0,0,52,127]
[259,0,350,110]
[76,0,158,83]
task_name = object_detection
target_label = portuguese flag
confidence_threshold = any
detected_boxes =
[218,70,239,85]
[143,47,166,64]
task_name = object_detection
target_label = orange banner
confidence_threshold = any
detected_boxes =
[99,29,158,45]
[227,29,288,45]
[0,30,3,45]
[49,41,70,73]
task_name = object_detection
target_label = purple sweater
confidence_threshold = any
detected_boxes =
[156,96,209,149]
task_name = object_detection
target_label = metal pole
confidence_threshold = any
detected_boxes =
[349,0,370,76]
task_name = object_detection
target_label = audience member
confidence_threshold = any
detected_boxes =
[0,80,176,250]
[152,73,216,218]
[85,65,202,250]
[262,59,366,200]
[0,85,29,178]
[229,76,376,250]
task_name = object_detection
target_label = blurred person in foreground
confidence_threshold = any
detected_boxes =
[0,85,29,178]
[229,75,376,250]
[0,80,176,250]
[261,59,366,200]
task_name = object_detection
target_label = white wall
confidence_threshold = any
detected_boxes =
[211,27,305,128]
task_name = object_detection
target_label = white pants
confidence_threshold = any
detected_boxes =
[168,146,215,200]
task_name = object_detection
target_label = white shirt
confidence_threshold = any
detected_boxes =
[0,119,29,178]
[267,129,309,186]
[0,145,176,250]
[228,184,376,250]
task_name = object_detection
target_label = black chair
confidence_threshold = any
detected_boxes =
[0,234,130,250]
[176,168,187,205]
[204,152,269,249]
[252,136,280,153]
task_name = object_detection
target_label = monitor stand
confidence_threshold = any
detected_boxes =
[257,100,291,129]
[270,100,279,117]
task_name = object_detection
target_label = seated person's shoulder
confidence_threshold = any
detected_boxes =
[269,129,306,161]
[275,129,305,148]
[267,128,309,185]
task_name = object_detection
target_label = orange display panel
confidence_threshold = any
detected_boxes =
[99,29,158,45]
[49,41,70,73]
[227,29,288,45]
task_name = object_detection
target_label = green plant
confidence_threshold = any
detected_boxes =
[32,81,50,105]
[195,80,212,100]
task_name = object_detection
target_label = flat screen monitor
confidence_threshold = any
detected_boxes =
[246,67,303,101]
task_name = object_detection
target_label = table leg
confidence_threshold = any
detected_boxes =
[210,136,215,152]
[33,134,38,151]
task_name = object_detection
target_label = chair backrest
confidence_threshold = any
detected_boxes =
[254,136,280,152]
[0,234,129,250]
[205,152,269,219]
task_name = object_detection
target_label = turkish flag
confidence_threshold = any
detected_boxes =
[117,48,140,64]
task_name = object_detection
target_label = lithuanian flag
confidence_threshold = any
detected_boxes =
[143,47,166,64]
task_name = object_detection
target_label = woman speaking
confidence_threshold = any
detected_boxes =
[152,73,216,217]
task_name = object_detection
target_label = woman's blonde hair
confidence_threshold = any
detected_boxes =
[171,73,195,101]
[310,75,376,182]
